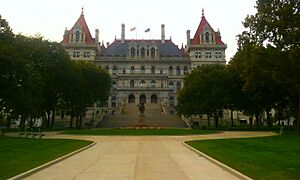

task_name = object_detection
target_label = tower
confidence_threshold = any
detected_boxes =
[61,8,97,61]
[186,9,227,69]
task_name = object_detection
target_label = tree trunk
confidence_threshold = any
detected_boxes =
[297,87,300,135]
[6,116,11,129]
[255,114,260,127]
[207,114,211,127]
[230,109,234,126]
[249,114,253,127]
[266,108,272,127]
[50,109,55,129]
[46,111,51,128]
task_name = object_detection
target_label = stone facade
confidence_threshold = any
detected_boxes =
[61,10,227,114]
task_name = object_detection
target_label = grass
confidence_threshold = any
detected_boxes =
[63,128,220,136]
[0,136,92,180]
[186,132,300,180]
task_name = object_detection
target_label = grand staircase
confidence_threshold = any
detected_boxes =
[97,103,187,128]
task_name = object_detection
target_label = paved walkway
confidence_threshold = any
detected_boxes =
[22,131,276,180]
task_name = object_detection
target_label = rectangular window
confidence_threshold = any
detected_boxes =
[73,51,77,57]
[195,51,201,58]
[205,52,211,58]
[215,52,222,58]
[76,51,80,57]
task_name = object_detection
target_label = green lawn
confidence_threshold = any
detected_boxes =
[63,128,220,136]
[186,132,300,180]
[0,136,92,180]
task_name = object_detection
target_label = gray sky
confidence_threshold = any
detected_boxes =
[1,0,257,62]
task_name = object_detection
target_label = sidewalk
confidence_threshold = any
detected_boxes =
[11,131,276,180]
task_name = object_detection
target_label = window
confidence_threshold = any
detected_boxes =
[141,80,146,88]
[151,47,155,58]
[75,31,80,42]
[105,66,109,71]
[169,96,174,107]
[205,52,212,58]
[151,66,155,74]
[169,66,173,75]
[160,69,163,74]
[176,81,181,91]
[201,34,204,43]
[141,66,145,74]
[169,82,174,92]
[111,102,116,107]
[215,52,222,58]
[151,80,156,88]
[130,80,134,88]
[73,51,80,58]
[183,66,188,75]
[176,66,180,75]
[84,51,90,58]
[112,66,117,75]
[123,69,126,74]
[130,66,135,74]
[197,66,200,70]
[205,32,210,43]
[131,47,135,58]
[112,81,117,90]
[141,47,145,58]
[195,51,201,58]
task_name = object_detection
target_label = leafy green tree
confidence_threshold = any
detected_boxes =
[242,0,300,133]
[177,65,229,128]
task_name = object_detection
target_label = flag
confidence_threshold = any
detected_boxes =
[145,28,150,33]
[130,27,136,31]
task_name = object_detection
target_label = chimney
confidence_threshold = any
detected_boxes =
[161,24,165,44]
[186,30,190,45]
[95,29,99,44]
[121,23,125,43]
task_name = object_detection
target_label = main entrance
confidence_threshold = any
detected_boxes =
[151,94,157,103]
[128,94,135,103]
[140,94,146,104]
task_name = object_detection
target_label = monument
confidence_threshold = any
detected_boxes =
[136,102,147,127]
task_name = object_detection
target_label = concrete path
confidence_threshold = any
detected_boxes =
[22,131,276,180]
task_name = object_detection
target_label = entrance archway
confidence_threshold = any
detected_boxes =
[128,94,135,103]
[140,94,146,104]
[151,94,157,103]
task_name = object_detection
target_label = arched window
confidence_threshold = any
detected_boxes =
[130,80,134,88]
[112,66,117,75]
[141,47,145,58]
[169,81,174,92]
[183,66,188,75]
[169,96,174,107]
[176,81,181,91]
[141,80,146,88]
[151,47,155,58]
[151,80,156,88]
[176,66,180,75]
[130,66,135,74]
[75,30,80,42]
[151,66,155,74]
[112,81,117,90]
[131,47,135,58]
[205,32,210,43]
[169,66,173,75]
[141,66,145,74]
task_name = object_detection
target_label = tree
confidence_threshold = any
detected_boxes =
[177,65,229,128]
[242,0,300,134]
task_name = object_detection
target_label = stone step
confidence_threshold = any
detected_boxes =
[97,103,187,128]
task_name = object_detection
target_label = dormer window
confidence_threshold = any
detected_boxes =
[205,32,210,43]
[131,47,135,58]
[75,30,80,42]
[150,47,155,58]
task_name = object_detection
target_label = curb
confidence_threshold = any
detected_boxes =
[9,141,96,180]
[182,142,252,180]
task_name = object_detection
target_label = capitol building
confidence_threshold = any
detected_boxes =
[61,10,227,115]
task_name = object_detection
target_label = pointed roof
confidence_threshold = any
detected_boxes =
[61,10,94,45]
[191,10,225,45]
